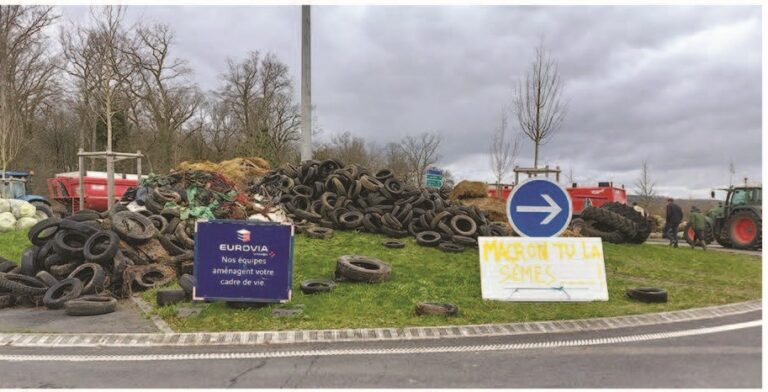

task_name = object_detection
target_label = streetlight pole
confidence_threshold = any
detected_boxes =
[300,5,312,162]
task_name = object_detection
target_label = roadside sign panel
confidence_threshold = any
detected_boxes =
[194,220,294,302]
[506,178,572,237]
[425,167,443,189]
[478,237,608,302]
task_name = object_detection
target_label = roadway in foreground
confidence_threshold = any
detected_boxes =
[0,310,760,388]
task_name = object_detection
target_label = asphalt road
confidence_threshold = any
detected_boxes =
[645,239,762,257]
[0,311,761,388]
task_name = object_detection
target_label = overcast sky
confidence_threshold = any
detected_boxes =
[58,5,762,199]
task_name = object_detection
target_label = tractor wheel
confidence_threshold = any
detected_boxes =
[726,210,762,250]
[602,202,652,244]
[715,233,733,248]
[683,222,714,246]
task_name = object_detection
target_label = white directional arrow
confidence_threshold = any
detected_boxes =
[515,194,562,225]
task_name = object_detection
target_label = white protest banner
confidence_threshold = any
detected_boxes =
[478,236,609,302]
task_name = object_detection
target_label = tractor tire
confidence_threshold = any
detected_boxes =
[582,207,638,238]
[726,210,762,250]
[715,233,733,248]
[683,222,714,247]
[579,222,625,244]
[602,202,652,244]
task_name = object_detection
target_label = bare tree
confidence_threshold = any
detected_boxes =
[0,5,58,195]
[124,22,201,172]
[401,132,441,188]
[634,160,656,210]
[489,111,520,198]
[513,43,566,168]
[565,166,574,185]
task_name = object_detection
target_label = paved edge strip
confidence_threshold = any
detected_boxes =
[0,300,760,348]
[129,296,175,334]
[0,320,761,362]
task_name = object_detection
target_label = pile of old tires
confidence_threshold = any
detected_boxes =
[573,202,653,244]
[0,206,192,314]
[252,160,508,252]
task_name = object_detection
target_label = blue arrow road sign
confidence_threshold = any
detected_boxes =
[506,178,572,237]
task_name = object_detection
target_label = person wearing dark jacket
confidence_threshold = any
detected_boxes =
[665,198,683,247]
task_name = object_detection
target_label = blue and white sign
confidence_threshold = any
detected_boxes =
[506,178,572,237]
[194,220,294,302]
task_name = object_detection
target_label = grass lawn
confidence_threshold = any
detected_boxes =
[143,231,762,332]
[0,230,30,264]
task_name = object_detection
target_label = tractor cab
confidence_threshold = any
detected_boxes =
[0,171,52,215]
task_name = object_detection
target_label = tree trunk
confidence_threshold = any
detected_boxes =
[533,142,539,169]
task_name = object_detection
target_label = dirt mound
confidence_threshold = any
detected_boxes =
[176,157,270,190]
[450,181,488,200]
[461,197,507,222]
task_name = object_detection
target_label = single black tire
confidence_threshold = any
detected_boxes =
[626,287,668,303]
[148,215,168,233]
[52,230,89,259]
[0,293,14,309]
[20,247,37,276]
[159,234,188,256]
[306,227,334,239]
[382,240,405,249]
[300,279,336,294]
[64,295,117,316]
[179,274,195,298]
[35,271,59,287]
[43,277,84,309]
[28,217,61,246]
[0,260,15,273]
[449,215,477,237]
[31,201,54,218]
[336,255,391,283]
[725,210,762,250]
[415,302,459,316]
[59,219,99,235]
[68,263,107,295]
[416,231,441,247]
[438,242,465,253]
[49,262,79,278]
[157,288,187,306]
[83,230,120,263]
[0,272,48,296]
[174,220,195,249]
[452,235,477,246]
[111,211,156,245]
[582,206,638,238]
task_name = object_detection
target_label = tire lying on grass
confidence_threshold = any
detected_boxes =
[382,240,405,249]
[300,279,336,294]
[43,278,84,309]
[306,227,334,239]
[438,242,465,253]
[335,255,391,283]
[178,274,195,298]
[415,302,459,317]
[64,295,117,316]
[416,231,441,247]
[626,287,668,303]
[156,288,187,306]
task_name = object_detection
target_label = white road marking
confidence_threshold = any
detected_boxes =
[0,320,759,362]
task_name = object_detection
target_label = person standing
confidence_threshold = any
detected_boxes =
[665,198,683,248]
[688,206,707,250]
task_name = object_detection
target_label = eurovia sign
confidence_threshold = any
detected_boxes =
[193,220,294,302]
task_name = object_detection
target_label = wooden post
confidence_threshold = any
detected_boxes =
[78,149,85,212]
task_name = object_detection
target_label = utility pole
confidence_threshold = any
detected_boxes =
[300,5,312,162]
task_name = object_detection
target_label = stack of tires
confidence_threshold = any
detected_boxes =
[252,160,508,252]
[574,202,653,244]
[0,206,190,313]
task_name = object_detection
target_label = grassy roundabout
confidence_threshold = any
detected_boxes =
[0,229,760,332]
[144,231,760,332]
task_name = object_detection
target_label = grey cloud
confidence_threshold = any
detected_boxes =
[56,5,761,198]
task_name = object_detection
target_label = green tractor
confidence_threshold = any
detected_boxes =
[683,186,762,250]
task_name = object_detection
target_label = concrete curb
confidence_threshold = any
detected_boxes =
[0,300,760,348]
